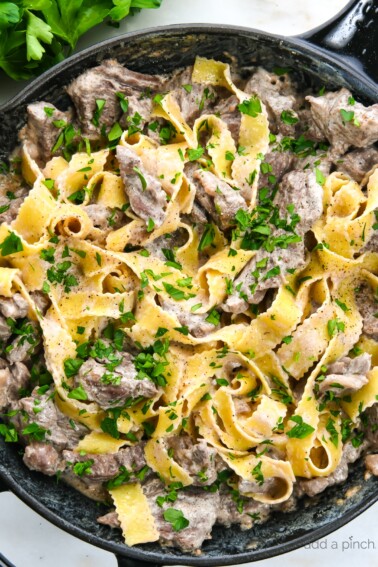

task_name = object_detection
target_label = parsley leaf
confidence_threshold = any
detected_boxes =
[0,232,23,256]
[286,415,315,439]
[237,96,262,117]
[163,508,189,531]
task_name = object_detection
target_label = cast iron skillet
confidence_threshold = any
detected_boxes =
[0,1,377,566]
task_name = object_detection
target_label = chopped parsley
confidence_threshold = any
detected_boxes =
[237,96,262,117]
[0,232,23,256]
[198,223,216,252]
[163,508,189,531]
[286,415,315,439]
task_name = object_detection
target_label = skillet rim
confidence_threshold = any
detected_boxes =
[0,21,377,566]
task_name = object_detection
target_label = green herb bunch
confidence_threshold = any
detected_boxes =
[0,0,163,80]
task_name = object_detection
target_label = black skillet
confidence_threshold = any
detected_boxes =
[0,1,377,565]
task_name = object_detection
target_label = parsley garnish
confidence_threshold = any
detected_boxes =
[163,508,189,531]
[286,415,315,439]
[237,96,262,117]
[198,224,216,252]
[0,232,23,256]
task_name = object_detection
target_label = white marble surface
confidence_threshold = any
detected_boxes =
[2,1,377,567]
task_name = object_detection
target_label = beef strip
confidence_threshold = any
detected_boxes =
[144,478,220,551]
[192,169,247,229]
[119,95,154,133]
[258,151,295,189]
[365,454,378,476]
[20,102,73,166]
[159,298,219,338]
[319,354,371,396]
[336,147,378,183]
[165,435,219,485]
[355,283,378,340]
[84,204,124,232]
[30,291,51,316]
[76,356,157,410]
[145,228,188,261]
[365,404,378,452]
[0,293,29,319]
[62,443,147,482]
[212,94,241,141]
[13,387,87,450]
[223,170,323,313]
[296,440,366,497]
[6,321,40,364]
[0,360,30,411]
[23,442,63,476]
[0,316,11,341]
[167,67,218,126]
[306,88,378,154]
[296,108,327,142]
[182,201,208,226]
[216,485,271,529]
[97,478,221,551]
[66,60,166,137]
[0,173,28,225]
[116,145,167,228]
[245,68,299,136]
[223,242,306,314]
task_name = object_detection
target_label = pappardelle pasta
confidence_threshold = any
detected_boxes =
[0,57,378,552]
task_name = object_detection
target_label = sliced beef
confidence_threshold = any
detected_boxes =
[365,404,378,452]
[192,169,247,229]
[212,94,241,141]
[166,435,219,485]
[30,291,51,316]
[216,485,271,529]
[23,442,63,476]
[0,174,28,224]
[296,108,327,142]
[84,204,125,232]
[97,510,120,528]
[245,68,299,136]
[296,440,365,497]
[67,60,166,137]
[116,145,167,228]
[119,95,154,133]
[160,298,219,338]
[0,361,30,411]
[224,169,323,313]
[365,454,378,476]
[6,321,40,364]
[0,293,29,319]
[336,147,378,183]
[0,316,11,342]
[14,387,87,450]
[223,242,305,313]
[319,353,371,396]
[355,283,378,340]
[145,228,188,261]
[168,67,218,126]
[76,356,157,410]
[21,102,73,166]
[144,478,220,551]
[275,170,323,235]
[182,201,208,226]
[258,151,295,189]
[63,443,147,482]
[306,89,378,154]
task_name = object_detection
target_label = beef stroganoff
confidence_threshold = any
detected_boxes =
[0,57,378,551]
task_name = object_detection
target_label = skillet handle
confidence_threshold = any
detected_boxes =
[116,556,161,567]
[0,477,8,492]
[297,0,378,84]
